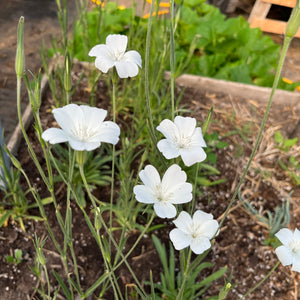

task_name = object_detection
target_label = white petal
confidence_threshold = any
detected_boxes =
[180,147,207,167]
[190,236,211,255]
[198,220,219,239]
[53,104,83,136]
[275,228,294,246]
[68,139,92,151]
[157,119,179,141]
[133,185,157,204]
[275,245,293,266]
[89,44,107,57]
[154,202,177,218]
[80,105,107,124]
[173,211,192,232]
[191,127,207,147]
[193,210,213,223]
[115,61,139,78]
[95,55,115,74]
[162,164,187,188]
[291,258,300,272]
[174,116,196,137]
[157,139,180,160]
[169,183,193,204]
[42,128,69,144]
[169,228,192,250]
[97,121,120,145]
[82,141,101,151]
[294,228,300,240]
[106,34,127,55]
[123,50,142,68]
[139,165,161,191]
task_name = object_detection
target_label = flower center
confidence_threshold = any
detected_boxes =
[187,223,202,238]
[154,184,172,202]
[110,49,125,61]
[174,134,192,149]
[71,126,98,142]
[289,239,300,255]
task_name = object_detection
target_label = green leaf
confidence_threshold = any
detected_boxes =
[0,210,11,227]
[53,270,72,300]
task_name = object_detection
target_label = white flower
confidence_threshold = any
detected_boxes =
[275,228,300,272]
[133,164,192,218]
[156,116,207,167]
[89,34,142,78]
[170,210,219,255]
[42,104,120,151]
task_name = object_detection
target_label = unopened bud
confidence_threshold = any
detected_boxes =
[64,51,72,93]
[15,16,25,78]
[285,0,300,38]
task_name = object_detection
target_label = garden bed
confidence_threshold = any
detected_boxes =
[1,62,300,299]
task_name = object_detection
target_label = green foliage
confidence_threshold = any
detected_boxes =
[62,1,300,92]
[274,131,300,185]
[274,131,298,152]
[175,1,300,91]
[150,235,227,299]
[5,249,23,265]
[69,3,146,61]
[52,144,112,199]
[238,191,291,247]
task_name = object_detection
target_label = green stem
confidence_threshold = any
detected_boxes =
[189,163,199,213]
[176,248,192,300]
[169,0,175,120]
[144,1,168,168]
[145,0,157,142]
[78,164,147,298]
[218,35,293,230]
[110,73,117,254]
[240,261,280,299]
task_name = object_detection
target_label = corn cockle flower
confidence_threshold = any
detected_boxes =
[89,34,142,78]
[170,210,219,255]
[156,116,207,167]
[275,228,300,272]
[42,104,120,151]
[133,164,192,218]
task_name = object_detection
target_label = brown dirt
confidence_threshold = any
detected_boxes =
[0,61,300,299]
[1,1,300,300]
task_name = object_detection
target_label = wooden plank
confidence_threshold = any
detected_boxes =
[250,17,300,37]
[248,0,271,23]
[262,0,296,8]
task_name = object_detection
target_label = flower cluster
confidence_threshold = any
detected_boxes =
[133,113,216,254]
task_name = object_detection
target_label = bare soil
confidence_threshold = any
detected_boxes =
[0,61,300,299]
[1,1,300,300]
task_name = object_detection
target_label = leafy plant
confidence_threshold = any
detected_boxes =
[175,0,300,91]
[150,235,227,299]
[238,190,291,247]
[5,249,23,265]
[52,144,113,201]
[274,131,300,185]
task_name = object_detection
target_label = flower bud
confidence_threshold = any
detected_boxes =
[285,0,300,38]
[15,16,25,78]
[94,207,102,231]
[64,51,72,93]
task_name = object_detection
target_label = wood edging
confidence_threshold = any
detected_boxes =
[7,69,300,155]
[166,72,300,108]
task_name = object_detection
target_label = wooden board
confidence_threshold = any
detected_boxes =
[248,0,300,38]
